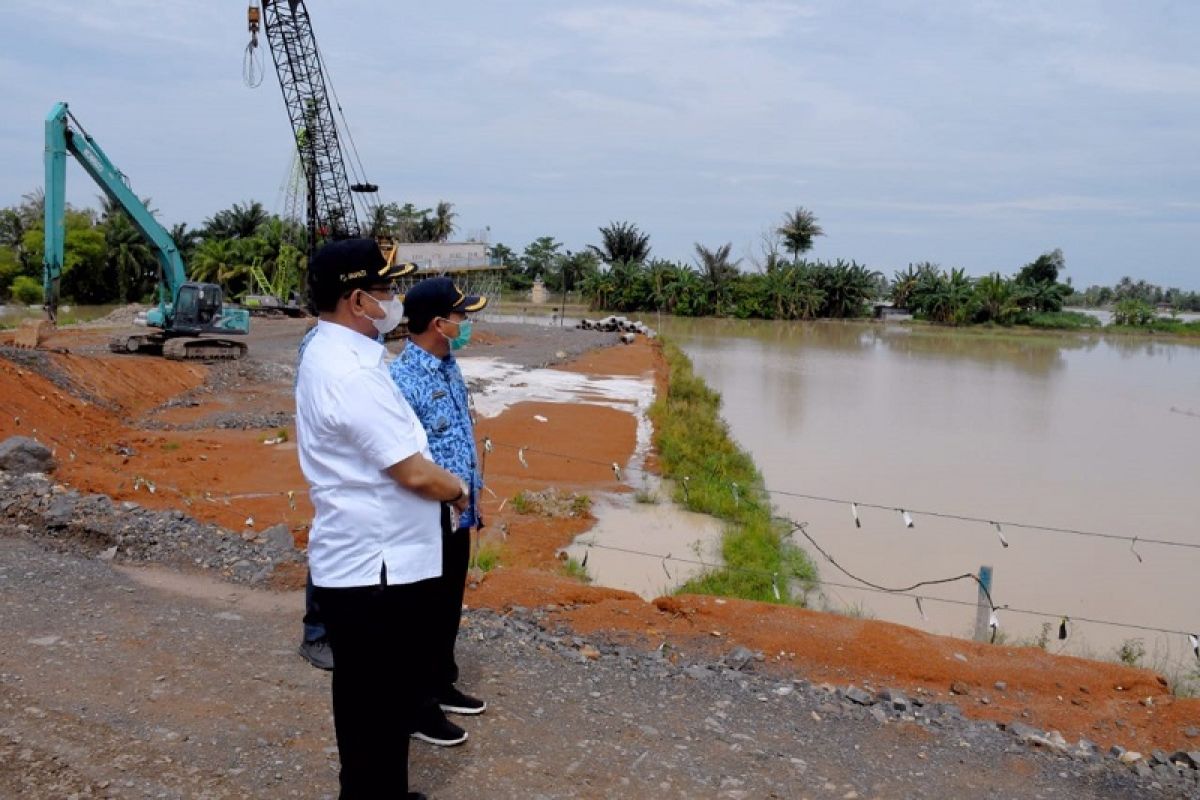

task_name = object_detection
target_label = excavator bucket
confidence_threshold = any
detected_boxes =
[13,319,54,349]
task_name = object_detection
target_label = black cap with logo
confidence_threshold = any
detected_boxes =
[309,238,417,294]
[402,277,488,330]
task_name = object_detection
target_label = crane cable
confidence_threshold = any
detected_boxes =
[243,1,265,88]
[309,31,383,227]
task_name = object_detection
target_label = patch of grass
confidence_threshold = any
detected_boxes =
[562,556,591,583]
[472,539,503,573]
[161,441,181,452]
[650,339,817,604]
[510,491,534,515]
[511,489,591,518]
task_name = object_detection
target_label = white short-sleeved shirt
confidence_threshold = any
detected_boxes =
[295,320,442,588]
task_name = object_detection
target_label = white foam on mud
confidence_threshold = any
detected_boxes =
[459,357,657,465]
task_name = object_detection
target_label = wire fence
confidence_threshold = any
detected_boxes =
[67,430,1200,655]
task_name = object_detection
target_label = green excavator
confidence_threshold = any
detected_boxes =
[34,102,250,360]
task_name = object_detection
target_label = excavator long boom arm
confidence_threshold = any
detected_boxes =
[43,102,187,320]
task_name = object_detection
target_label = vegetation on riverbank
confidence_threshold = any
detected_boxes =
[649,339,816,603]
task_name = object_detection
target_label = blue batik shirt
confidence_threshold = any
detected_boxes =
[389,342,481,529]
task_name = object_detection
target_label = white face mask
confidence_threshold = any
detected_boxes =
[361,292,405,336]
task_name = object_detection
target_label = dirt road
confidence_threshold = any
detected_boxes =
[0,535,1169,799]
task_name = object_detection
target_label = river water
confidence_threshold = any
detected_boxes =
[659,318,1200,669]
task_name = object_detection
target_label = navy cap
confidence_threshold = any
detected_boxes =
[309,238,416,293]
[403,277,487,326]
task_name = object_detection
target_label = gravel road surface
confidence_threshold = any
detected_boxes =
[2,534,1179,800]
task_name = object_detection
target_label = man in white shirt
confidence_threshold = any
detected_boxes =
[295,238,469,800]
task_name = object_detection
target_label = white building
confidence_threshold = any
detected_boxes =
[392,242,495,272]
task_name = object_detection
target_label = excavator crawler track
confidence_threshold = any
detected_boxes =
[108,334,246,361]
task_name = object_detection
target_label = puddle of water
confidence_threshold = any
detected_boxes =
[461,355,727,600]
[564,483,726,600]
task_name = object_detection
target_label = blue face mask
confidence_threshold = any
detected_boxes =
[443,318,473,350]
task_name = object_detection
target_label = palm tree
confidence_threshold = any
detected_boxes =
[890,265,922,309]
[190,237,240,284]
[203,201,268,240]
[430,201,457,242]
[580,269,617,311]
[590,222,651,265]
[973,272,1018,324]
[366,205,391,238]
[776,207,824,260]
[169,223,201,263]
[105,213,157,302]
[812,260,878,318]
[694,242,741,315]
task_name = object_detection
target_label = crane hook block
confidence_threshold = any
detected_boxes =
[247,3,261,33]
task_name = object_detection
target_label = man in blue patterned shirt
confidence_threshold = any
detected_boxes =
[390,277,489,747]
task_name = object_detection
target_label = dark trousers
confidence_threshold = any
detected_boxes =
[315,574,437,798]
[433,509,471,691]
[302,571,327,643]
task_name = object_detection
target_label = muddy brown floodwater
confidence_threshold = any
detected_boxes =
[661,317,1200,672]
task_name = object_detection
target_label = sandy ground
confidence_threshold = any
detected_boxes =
[1,315,1199,773]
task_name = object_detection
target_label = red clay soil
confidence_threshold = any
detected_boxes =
[4,332,1197,755]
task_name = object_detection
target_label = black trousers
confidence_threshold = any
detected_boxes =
[315,573,438,799]
[433,505,471,691]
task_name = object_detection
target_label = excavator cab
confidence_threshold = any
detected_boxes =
[171,283,223,333]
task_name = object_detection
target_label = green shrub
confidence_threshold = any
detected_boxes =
[1015,310,1100,330]
[10,275,43,305]
[1111,298,1156,326]
[1115,638,1145,667]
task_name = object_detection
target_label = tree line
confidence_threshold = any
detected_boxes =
[3,191,1196,331]
[0,192,461,306]
[494,211,1198,329]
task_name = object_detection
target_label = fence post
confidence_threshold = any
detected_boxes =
[973,565,993,642]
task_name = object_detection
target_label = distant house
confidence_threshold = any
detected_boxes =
[391,242,507,313]
[392,242,500,273]
[872,301,912,321]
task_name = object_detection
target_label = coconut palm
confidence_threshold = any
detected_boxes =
[694,242,742,315]
[429,201,457,242]
[590,222,651,265]
[776,207,824,260]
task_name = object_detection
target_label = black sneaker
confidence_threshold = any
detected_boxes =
[411,712,468,747]
[438,686,487,715]
[297,638,334,671]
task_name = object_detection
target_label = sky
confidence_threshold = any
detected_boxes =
[1,0,1198,288]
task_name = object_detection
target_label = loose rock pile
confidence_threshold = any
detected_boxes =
[499,604,1200,796]
[0,465,301,584]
